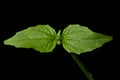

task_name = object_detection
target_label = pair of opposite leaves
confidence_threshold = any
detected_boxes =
[4,24,113,54]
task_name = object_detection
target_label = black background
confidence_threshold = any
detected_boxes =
[0,3,119,80]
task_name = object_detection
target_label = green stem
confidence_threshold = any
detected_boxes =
[70,53,94,80]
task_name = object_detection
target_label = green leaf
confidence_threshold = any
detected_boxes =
[62,24,113,54]
[4,25,57,53]
[4,24,113,54]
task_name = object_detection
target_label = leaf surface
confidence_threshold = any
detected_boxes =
[62,24,113,54]
[4,25,57,52]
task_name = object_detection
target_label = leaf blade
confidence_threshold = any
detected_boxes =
[4,25,57,53]
[62,24,113,54]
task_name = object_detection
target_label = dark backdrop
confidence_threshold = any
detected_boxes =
[0,5,119,80]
